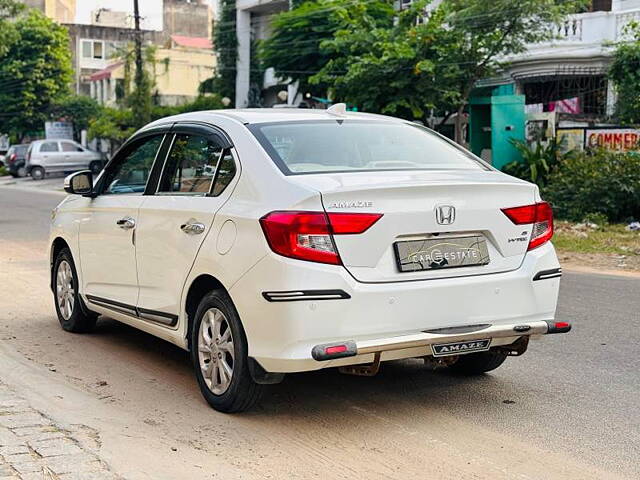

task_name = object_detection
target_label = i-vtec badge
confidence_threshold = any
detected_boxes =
[431,339,491,357]
[328,200,373,209]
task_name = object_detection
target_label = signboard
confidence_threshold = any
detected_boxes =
[0,134,9,151]
[45,121,74,140]
[586,128,640,152]
[557,129,585,152]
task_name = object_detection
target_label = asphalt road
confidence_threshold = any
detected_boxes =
[0,186,638,479]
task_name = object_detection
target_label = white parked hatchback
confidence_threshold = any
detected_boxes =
[27,139,104,180]
[49,106,570,412]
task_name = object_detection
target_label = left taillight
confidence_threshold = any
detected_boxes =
[501,202,554,251]
[260,211,382,265]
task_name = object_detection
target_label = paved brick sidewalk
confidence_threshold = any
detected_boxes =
[0,382,118,480]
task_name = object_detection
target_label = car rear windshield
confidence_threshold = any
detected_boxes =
[249,120,485,175]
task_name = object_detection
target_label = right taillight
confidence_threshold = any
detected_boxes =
[260,211,382,265]
[501,202,554,251]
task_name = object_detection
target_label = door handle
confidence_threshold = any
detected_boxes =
[116,216,136,230]
[180,221,205,235]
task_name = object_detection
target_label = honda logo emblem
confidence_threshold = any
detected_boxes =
[435,205,456,225]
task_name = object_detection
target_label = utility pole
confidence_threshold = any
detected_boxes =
[131,0,150,127]
[133,0,143,93]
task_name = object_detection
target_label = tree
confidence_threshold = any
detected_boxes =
[88,107,136,150]
[313,0,586,142]
[260,0,393,97]
[0,7,73,140]
[609,22,640,125]
[51,95,102,141]
[0,0,24,56]
[201,0,237,103]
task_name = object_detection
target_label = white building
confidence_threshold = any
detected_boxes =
[235,0,290,107]
[481,0,640,120]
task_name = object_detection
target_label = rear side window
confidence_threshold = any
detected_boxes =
[39,142,59,153]
[250,120,484,175]
[212,151,236,196]
[158,134,224,195]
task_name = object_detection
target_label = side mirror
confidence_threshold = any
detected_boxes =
[64,170,93,195]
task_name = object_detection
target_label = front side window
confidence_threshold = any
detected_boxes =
[158,134,223,195]
[40,142,59,153]
[102,135,163,195]
[61,142,82,152]
[250,121,485,175]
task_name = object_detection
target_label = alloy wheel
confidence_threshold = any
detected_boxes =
[198,308,235,395]
[56,260,74,320]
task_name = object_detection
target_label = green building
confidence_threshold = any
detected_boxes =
[468,84,525,170]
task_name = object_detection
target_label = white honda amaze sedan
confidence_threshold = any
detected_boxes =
[49,106,569,412]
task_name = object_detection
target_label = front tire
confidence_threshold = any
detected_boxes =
[53,248,97,333]
[445,350,508,375]
[191,290,263,413]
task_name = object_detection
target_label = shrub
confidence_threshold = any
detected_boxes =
[502,137,570,188]
[544,149,640,222]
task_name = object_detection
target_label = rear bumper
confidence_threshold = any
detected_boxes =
[311,320,570,361]
[230,242,562,373]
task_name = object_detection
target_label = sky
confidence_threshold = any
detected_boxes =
[75,1,216,31]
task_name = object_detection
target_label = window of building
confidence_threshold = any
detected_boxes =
[522,74,608,116]
[81,40,105,60]
[591,0,612,12]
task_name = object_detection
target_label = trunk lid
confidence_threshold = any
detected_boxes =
[291,170,537,283]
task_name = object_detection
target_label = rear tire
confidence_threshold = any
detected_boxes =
[445,350,507,375]
[53,248,98,333]
[191,290,264,413]
[16,165,26,177]
[31,166,45,181]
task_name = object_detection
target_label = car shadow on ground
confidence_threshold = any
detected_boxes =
[90,316,516,419]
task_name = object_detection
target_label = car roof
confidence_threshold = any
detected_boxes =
[32,139,76,144]
[144,108,407,128]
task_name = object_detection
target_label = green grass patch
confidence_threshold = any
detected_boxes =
[553,221,640,256]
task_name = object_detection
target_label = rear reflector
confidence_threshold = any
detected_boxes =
[260,211,382,265]
[501,202,554,251]
[311,341,358,361]
[325,345,347,355]
[545,320,572,334]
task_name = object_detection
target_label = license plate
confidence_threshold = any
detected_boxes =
[432,339,492,357]
[394,235,490,272]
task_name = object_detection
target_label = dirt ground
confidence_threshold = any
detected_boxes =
[559,251,640,276]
